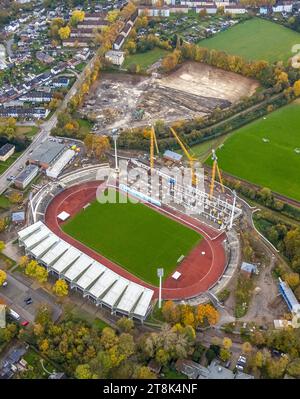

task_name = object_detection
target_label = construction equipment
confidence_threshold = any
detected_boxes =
[169,127,198,186]
[209,149,224,199]
[149,126,159,170]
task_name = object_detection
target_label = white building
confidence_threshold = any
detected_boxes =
[105,50,125,66]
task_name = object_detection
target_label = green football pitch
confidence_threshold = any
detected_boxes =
[205,102,300,201]
[62,190,202,285]
[199,18,300,63]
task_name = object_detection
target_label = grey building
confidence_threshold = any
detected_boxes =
[14,164,39,189]
[28,141,66,169]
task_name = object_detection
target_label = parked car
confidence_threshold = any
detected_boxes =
[21,321,29,327]
[24,297,32,305]
[2,281,8,287]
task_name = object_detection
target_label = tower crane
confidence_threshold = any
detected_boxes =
[169,127,198,186]
[149,125,159,171]
[209,149,224,199]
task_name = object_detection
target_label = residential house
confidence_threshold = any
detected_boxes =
[0,143,15,162]
[176,359,254,379]
[0,107,50,119]
[19,91,52,103]
[63,38,90,47]
[113,34,125,50]
[84,12,106,21]
[36,51,54,64]
[70,28,96,38]
[77,20,109,29]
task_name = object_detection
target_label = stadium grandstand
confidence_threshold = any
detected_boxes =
[17,221,154,321]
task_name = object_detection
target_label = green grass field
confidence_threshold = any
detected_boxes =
[199,18,300,63]
[205,102,300,201]
[123,48,169,70]
[63,190,202,284]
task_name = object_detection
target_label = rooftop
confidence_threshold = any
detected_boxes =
[0,143,15,156]
[29,141,66,165]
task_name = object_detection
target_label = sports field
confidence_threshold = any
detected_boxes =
[62,190,202,284]
[199,18,300,63]
[205,102,300,201]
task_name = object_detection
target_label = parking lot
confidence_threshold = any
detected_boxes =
[0,272,62,325]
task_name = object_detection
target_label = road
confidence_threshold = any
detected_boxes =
[0,54,98,194]
[0,272,61,324]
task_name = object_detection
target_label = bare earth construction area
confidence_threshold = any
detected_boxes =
[79,62,259,131]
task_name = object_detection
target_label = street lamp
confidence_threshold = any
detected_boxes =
[112,129,119,173]
[157,268,164,309]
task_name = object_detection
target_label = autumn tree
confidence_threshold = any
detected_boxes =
[161,49,181,72]
[133,366,156,379]
[293,80,300,97]
[286,358,300,378]
[24,260,48,283]
[222,337,232,350]
[161,301,180,324]
[242,341,252,354]
[116,317,134,333]
[19,255,29,269]
[196,304,219,326]
[0,269,7,286]
[75,363,96,379]
[266,355,289,379]
[284,272,300,289]
[58,26,71,40]
[70,9,85,26]
[0,241,5,253]
[219,348,231,362]
[107,10,120,23]
[8,191,23,204]
[84,134,111,159]
[0,218,6,233]
[100,327,118,350]
[52,279,68,297]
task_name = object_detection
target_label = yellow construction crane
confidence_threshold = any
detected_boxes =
[149,125,159,170]
[169,127,198,186]
[209,149,224,199]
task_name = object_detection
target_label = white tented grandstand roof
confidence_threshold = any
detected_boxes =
[51,247,81,274]
[64,254,93,282]
[22,224,50,249]
[132,289,154,318]
[88,269,118,300]
[30,234,59,258]
[46,149,75,179]
[101,278,129,308]
[17,220,43,240]
[41,240,70,265]
[75,261,105,290]
[18,222,154,320]
[117,283,145,314]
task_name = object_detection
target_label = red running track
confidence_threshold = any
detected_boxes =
[44,181,227,300]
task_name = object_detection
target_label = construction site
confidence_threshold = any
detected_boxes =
[79,62,260,132]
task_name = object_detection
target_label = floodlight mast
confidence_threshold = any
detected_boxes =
[112,129,119,173]
[157,268,164,309]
